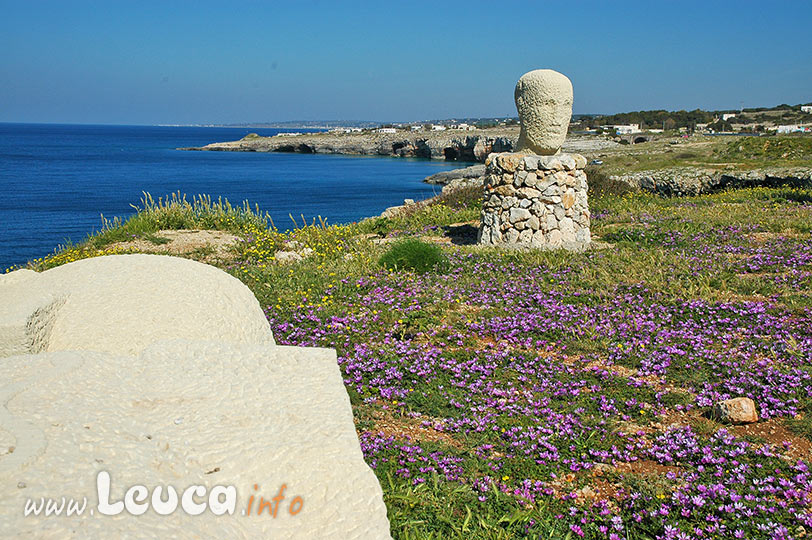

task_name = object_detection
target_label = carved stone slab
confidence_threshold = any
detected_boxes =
[0,255,392,538]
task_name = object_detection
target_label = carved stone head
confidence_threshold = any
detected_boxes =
[514,69,573,155]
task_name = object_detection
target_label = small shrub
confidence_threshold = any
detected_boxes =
[585,165,634,198]
[431,185,483,210]
[379,239,447,274]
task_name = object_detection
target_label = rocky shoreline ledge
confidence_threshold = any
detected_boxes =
[180,129,617,163]
[423,164,812,197]
[609,167,812,196]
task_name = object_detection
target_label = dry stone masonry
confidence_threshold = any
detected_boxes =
[479,68,590,251]
[478,152,591,250]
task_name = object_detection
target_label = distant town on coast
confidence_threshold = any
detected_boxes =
[196,101,812,135]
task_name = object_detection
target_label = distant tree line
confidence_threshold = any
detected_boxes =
[742,104,806,113]
[579,109,715,130]
[577,103,812,132]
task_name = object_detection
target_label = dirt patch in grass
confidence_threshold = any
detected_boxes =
[111,229,239,262]
[722,291,774,303]
[614,459,682,476]
[367,409,461,448]
[589,478,622,502]
[747,231,804,243]
[421,235,453,245]
[730,418,812,461]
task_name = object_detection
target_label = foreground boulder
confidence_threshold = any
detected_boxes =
[0,255,392,539]
[1,255,274,357]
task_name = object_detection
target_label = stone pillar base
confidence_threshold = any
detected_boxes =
[478,152,591,251]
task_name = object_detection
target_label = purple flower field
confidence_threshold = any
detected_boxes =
[258,187,812,539]
[20,180,812,538]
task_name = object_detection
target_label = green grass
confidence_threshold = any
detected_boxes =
[89,191,271,249]
[594,134,812,175]
[716,135,812,161]
[12,191,275,272]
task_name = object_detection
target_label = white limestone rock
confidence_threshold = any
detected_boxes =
[0,342,392,539]
[1,254,274,357]
[509,207,532,223]
[0,254,392,538]
[514,69,573,155]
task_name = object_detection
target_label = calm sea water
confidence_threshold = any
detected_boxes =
[0,123,464,269]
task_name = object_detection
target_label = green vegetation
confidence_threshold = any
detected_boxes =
[716,135,812,161]
[580,108,714,131]
[379,238,447,274]
[17,192,272,271]
[578,102,812,131]
[589,135,812,175]
[92,192,269,248]
[11,182,812,539]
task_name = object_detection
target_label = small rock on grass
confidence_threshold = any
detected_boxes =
[711,397,758,424]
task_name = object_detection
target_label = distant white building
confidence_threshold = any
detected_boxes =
[802,105,812,113]
[609,124,641,134]
[410,125,423,131]
[377,128,397,134]
[431,124,447,131]
[777,125,803,134]
[722,113,737,121]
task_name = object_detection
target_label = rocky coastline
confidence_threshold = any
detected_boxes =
[181,129,517,162]
[180,129,618,163]
[182,128,812,197]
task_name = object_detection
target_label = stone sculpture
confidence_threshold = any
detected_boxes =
[479,69,589,251]
[514,69,573,155]
[0,255,392,539]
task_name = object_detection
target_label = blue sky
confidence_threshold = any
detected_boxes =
[1,0,810,124]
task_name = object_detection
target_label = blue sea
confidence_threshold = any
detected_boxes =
[0,123,464,269]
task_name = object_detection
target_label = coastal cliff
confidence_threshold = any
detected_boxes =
[181,128,620,163]
[182,128,519,162]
